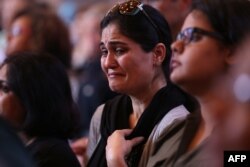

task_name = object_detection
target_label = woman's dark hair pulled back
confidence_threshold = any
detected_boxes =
[100,3,172,79]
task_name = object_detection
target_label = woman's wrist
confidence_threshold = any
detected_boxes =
[106,154,128,167]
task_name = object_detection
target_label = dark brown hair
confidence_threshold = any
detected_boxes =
[2,52,79,138]
[11,4,72,69]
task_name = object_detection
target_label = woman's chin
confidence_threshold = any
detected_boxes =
[170,73,181,85]
[109,85,122,93]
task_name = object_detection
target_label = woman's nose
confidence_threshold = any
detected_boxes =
[171,40,184,54]
[103,53,117,69]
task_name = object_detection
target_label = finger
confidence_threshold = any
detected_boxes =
[130,136,144,146]
[114,129,133,136]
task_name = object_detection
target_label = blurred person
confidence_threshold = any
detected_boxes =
[0,52,81,167]
[69,2,118,160]
[6,3,72,70]
[147,0,250,166]
[220,33,250,151]
[144,0,192,39]
[70,2,117,136]
[71,2,113,70]
[86,0,197,166]
[0,117,35,167]
[1,0,34,30]
[0,0,34,64]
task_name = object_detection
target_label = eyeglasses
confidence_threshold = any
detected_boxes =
[176,27,225,44]
[107,0,162,40]
[9,26,22,37]
[0,80,11,93]
[8,25,31,38]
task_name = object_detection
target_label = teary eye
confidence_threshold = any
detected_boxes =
[100,47,108,57]
[115,48,126,56]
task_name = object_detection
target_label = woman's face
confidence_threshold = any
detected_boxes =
[170,10,229,95]
[6,16,33,55]
[100,24,156,95]
[0,65,25,128]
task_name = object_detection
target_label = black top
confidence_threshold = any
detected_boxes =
[0,118,35,167]
[87,84,193,167]
[27,137,81,167]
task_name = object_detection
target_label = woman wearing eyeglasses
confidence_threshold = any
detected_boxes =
[6,3,71,70]
[148,0,250,166]
[85,0,197,167]
[0,52,81,167]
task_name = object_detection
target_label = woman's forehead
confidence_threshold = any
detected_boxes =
[181,10,212,31]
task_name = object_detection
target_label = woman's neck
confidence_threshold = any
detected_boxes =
[129,81,167,128]
[198,92,230,129]
[188,91,231,150]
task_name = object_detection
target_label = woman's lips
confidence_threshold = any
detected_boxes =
[107,71,124,78]
[170,59,181,70]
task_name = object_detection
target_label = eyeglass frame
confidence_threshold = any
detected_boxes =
[176,27,225,44]
[107,0,163,42]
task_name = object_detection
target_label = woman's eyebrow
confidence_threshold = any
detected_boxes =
[100,41,128,48]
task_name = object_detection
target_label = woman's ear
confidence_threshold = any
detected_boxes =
[152,43,166,66]
[226,44,245,66]
[225,49,236,65]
